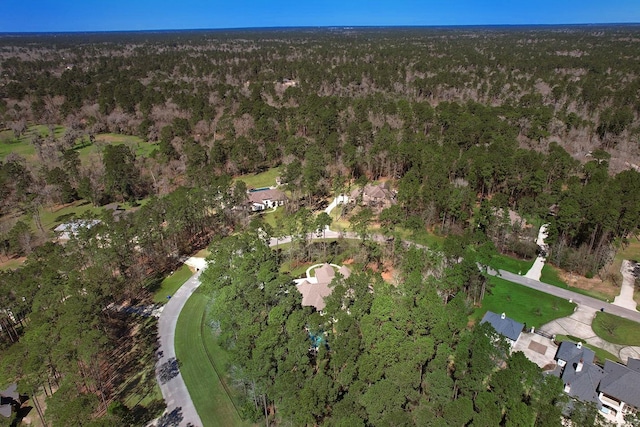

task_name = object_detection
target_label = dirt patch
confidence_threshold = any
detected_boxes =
[342,258,354,265]
[558,270,618,299]
[0,256,26,270]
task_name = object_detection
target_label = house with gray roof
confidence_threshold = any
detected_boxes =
[553,341,640,423]
[554,341,604,405]
[54,219,101,242]
[0,384,18,418]
[480,311,523,347]
[598,359,640,418]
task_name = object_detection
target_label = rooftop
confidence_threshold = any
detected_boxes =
[480,311,524,342]
[296,263,350,311]
[600,358,640,408]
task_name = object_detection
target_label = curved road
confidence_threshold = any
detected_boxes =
[155,270,204,427]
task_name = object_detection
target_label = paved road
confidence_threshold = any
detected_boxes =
[489,267,640,323]
[155,270,204,427]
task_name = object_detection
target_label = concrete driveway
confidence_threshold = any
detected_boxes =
[512,332,558,369]
[540,304,640,363]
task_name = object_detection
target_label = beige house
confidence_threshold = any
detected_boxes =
[295,263,351,311]
[349,183,396,211]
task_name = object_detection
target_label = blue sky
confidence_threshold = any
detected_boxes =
[1,0,639,32]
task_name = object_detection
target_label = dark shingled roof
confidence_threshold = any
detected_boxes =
[0,384,18,418]
[599,359,640,408]
[480,311,523,342]
[626,358,640,374]
[555,342,604,405]
[555,341,596,365]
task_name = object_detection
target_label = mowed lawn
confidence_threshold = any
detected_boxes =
[153,265,193,304]
[592,311,640,346]
[489,254,534,275]
[175,291,249,427]
[235,166,281,189]
[473,276,576,329]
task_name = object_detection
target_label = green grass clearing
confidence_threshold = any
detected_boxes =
[1,124,156,166]
[473,275,576,329]
[194,248,211,258]
[175,291,249,427]
[279,259,313,278]
[257,206,287,230]
[490,254,534,275]
[592,311,640,346]
[75,133,156,162]
[554,334,621,364]
[37,200,103,232]
[327,205,350,232]
[393,226,445,248]
[235,167,281,189]
[540,264,567,288]
[0,132,36,160]
[153,265,193,304]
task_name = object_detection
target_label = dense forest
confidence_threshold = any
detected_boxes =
[1,26,640,426]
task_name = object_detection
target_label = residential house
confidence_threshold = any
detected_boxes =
[54,219,101,242]
[247,188,287,211]
[349,183,396,212]
[598,358,640,418]
[554,341,604,406]
[0,384,18,418]
[295,263,351,311]
[553,341,640,423]
[480,311,524,348]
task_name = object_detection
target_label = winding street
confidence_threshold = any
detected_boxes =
[154,270,204,427]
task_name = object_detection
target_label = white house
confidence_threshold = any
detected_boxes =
[247,188,287,211]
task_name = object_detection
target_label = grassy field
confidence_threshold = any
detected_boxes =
[175,291,249,427]
[554,334,621,364]
[540,264,568,288]
[153,265,193,304]
[473,276,576,329]
[38,200,103,231]
[279,259,313,278]
[592,312,640,346]
[394,226,445,248]
[235,167,281,189]
[1,125,66,162]
[0,131,36,159]
[327,205,350,232]
[76,133,157,162]
[194,248,211,258]
[490,254,534,275]
[0,125,156,164]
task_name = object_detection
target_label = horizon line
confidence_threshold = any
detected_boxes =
[2,22,640,36]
